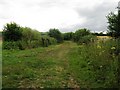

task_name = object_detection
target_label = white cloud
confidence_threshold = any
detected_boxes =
[0,0,119,32]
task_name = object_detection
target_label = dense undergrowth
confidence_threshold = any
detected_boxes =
[68,39,120,88]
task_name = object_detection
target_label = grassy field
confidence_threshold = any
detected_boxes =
[2,41,119,88]
[0,39,2,89]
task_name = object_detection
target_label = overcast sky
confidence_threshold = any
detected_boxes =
[0,0,119,32]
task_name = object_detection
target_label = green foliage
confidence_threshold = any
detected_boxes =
[73,28,91,42]
[2,23,57,50]
[3,22,22,41]
[48,28,63,43]
[21,27,41,41]
[2,41,20,50]
[78,35,96,44]
[41,35,57,47]
[63,32,74,40]
[19,27,43,49]
[68,39,119,88]
[74,28,90,42]
[17,40,28,50]
[0,32,2,37]
[2,41,119,88]
[107,12,120,38]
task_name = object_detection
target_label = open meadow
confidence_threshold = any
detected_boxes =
[1,0,120,89]
[2,39,120,88]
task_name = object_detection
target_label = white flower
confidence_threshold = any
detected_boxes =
[111,47,116,50]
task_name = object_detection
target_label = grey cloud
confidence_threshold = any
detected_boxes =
[24,0,67,8]
[0,0,8,5]
[0,0,118,33]
[0,0,12,7]
[60,1,117,33]
[51,1,118,33]
[75,2,117,32]
[0,0,11,20]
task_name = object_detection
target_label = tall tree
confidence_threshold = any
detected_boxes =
[48,28,63,43]
[3,22,22,41]
[107,11,120,38]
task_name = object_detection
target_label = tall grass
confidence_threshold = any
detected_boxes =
[68,39,119,88]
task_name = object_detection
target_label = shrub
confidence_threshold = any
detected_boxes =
[48,28,63,43]
[63,32,74,40]
[68,38,119,88]
[41,36,57,47]
[17,40,28,50]
[73,28,90,42]
[49,37,57,45]
[3,22,22,41]
[78,35,96,45]
[3,41,19,50]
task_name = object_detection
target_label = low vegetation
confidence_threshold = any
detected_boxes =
[2,3,120,89]
[2,40,120,88]
[2,22,57,50]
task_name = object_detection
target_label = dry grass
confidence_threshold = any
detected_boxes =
[97,36,112,39]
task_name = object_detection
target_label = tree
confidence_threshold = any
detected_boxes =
[63,32,74,40]
[3,22,22,41]
[107,11,120,38]
[21,27,41,42]
[48,28,63,43]
[73,28,90,42]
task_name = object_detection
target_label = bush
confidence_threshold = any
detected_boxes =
[63,32,74,40]
[41,36,57,47]
[17,40,28,50]
[3,22,22,41]
[3,41,19,50]
[78,35,96,45]
[3,36,57,50]
[73,28,90,42]
[49,37,57,45]
[48,28,63,43]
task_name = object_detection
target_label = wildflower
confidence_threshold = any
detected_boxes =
[97,45,101,49]
[100,65,103,68]
[111,47,116,50]
[4,76,7,78]
[102,50,105,52]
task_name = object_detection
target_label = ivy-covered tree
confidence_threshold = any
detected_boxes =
[3,22,22,41]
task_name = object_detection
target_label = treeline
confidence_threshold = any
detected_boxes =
[2,22,57,50]
[2,2,120,50]
[2,22,97,50]
[2,7,120,50]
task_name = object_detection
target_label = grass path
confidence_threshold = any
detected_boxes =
[3,41,80,88]
[2,39,119,88]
